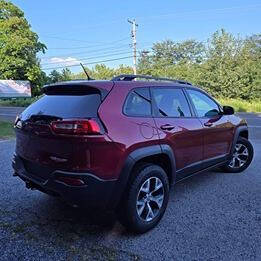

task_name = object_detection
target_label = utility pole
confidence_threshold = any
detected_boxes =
[128,19,138,75]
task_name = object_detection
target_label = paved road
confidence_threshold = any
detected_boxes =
[0,108,261,260]
[0,106,24,122]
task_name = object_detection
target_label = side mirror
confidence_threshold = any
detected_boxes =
[223,106,234,115]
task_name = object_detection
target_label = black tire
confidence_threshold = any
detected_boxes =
[222,137,254,173]
[117,163,169,233]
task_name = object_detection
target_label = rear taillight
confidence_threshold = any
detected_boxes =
[51,119,100,135]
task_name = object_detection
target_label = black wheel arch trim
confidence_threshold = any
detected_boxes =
[160,144,176,182]
[110,144,176,209]
[230,126,248,155]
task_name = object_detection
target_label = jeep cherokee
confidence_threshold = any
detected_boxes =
[12,74,254,233]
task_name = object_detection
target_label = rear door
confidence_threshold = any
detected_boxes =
[186,88,234,166]
[151,87,204,178]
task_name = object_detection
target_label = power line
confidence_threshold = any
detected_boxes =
[40,4,261,40]
[39,18,125,38]
[46,37,130,50]
[40,35,127,44]
[39,4,261,42]
[136,4,261,21]
[42,55,139,71]
[41,46,153,66]
[39,43,132,59]
[39,41,153,60]
[40,47,132,61]
[41,50,134,66]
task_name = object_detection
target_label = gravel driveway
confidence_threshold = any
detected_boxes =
[0,137,260,260]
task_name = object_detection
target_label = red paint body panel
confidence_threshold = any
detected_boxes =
[153,117,204,170]
[98,83,160,178]
[198,115,234,160]
[14,79,247,183]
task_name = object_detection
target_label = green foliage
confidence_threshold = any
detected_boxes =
[0,1,259,102]
[0,96,40,107]
[91,64,115,79]
[47,68,72,83]
[137,29,261,101]
[0,120,14,138]
[71,64,133,80]
[50,29,259,102]
[151,39,205,64]
[195,29,260,100]
[218,98,261,113]
[0,0,46,96]
[48,70,62,83]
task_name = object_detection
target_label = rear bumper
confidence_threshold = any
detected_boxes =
[12,154,117,209]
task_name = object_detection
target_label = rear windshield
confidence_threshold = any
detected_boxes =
[21,94,101,120]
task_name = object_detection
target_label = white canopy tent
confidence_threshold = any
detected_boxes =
[0,80,31,98]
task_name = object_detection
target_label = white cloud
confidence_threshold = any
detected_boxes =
[49,57,82,66]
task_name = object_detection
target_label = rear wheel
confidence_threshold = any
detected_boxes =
[222,137,253,173]
[117,163,169,233]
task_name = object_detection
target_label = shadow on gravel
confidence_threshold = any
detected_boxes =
[30,195,120,233]
[1,168,225,243]
[1,194,140,259]
[20,168,225,236]
[1,164,258,260]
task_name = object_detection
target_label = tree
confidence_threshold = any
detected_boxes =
[137,30,260,101]
[91,64,114,79]
[48,70,62,83]
[60,68,72,81]
[0,0,46,95]
[139,39,205,67]
[197,29,260,100]
[245,34,261,59]
[114,64,133,76]
[48,68,72,83]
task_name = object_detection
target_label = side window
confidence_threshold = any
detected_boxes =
[187,89,220,117]
[123,88,152,116]
[152,88,191,117]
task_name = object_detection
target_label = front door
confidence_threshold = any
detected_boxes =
[186,89,234,166]
[151,87,204,178]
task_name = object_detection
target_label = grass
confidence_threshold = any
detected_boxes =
[0,121,15,139]
[217,98,261,113]
[0,97,40,107]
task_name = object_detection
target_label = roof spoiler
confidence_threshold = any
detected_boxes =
[42,83,108,100]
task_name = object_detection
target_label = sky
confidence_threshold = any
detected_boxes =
[11,0,261,74]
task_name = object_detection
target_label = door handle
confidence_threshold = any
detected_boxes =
[160,124,175,131]
[204,122,213,127]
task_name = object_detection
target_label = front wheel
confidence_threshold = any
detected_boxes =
[222,137,254,173]
[117,163,169,233]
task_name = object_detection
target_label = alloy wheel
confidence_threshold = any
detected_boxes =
[136,177,164,222]
[229,143,249,169]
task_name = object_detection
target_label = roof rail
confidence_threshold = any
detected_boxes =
[111,74,192,85]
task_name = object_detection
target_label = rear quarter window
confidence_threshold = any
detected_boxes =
[123,88,152,117]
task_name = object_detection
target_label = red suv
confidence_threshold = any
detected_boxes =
[12,74,254,233]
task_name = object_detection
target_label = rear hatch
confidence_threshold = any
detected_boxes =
[15,82,113,178]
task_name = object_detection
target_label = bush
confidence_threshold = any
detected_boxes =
[218,98,261,113]
[0,97,40,107]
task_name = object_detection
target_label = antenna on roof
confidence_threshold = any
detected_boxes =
[80,63,93,81]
